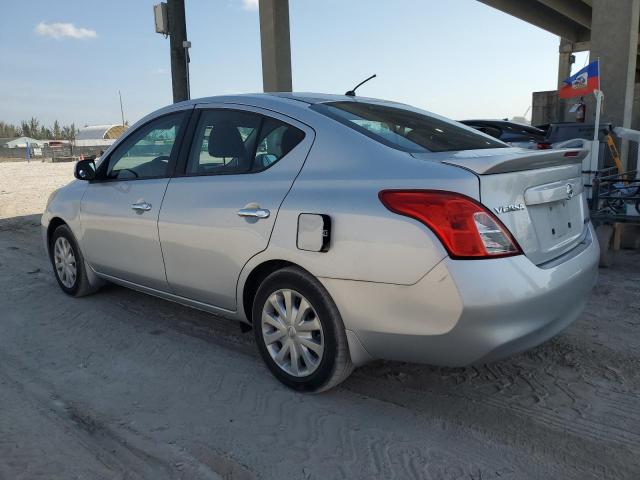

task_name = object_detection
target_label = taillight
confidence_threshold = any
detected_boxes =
[379,190,522,259]
[537,142,552,149]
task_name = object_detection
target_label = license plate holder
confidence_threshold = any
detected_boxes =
[548,200,572,238]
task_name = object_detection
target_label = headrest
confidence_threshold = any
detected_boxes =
[208,123,247,159]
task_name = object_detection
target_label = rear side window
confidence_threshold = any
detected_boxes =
[312,102,506,153]
[254,117,305,171]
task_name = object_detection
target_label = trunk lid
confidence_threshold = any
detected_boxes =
[413,148,589,265]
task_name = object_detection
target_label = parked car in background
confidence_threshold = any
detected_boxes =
[460,119,548,149]
[535,122,612,147]
[43,93,599,392]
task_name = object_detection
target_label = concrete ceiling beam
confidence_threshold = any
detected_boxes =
[536,0,592,28]
[478,0,591,42]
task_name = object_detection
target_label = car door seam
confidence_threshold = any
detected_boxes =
[233,130,318,307]
[156,177,175,292]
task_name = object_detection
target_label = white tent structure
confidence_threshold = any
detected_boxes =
[0,136,45,148]
[75,125,127,147]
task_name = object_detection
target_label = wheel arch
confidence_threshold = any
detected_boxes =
[46,216,105,291]
[46,217,68,256]
[241,259,296,326]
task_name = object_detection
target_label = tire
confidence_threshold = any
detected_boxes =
[50,224,98,297]
[252,267,353,392]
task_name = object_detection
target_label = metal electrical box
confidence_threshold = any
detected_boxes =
[154,3,169,35]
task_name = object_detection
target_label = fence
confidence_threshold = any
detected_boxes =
[0,145,108,162]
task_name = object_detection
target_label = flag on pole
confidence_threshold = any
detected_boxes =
[559,60,600,99]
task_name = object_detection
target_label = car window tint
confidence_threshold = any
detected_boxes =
[474,125,502,139]
[253,117,305,172]
[510,124,545,136]
[312,102,506,153]
[188,110,261,175]
[106,112,185,180]
[500,123,543,139]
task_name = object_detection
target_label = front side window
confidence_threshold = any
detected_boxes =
[312,102,506,153]
[106,112,185,180]
[187,110,305,175]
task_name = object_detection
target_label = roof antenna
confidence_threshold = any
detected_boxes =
[345,74,377,97]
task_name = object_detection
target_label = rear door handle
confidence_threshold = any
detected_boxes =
[131,201,152,212]
[237,208,270,219]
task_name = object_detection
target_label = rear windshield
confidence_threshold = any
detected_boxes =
[311,101,507,153]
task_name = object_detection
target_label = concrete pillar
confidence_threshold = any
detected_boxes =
[558,39,574,122]
[532,91,560,125]
[258,0,292,92]
[557,40,573,86]
[590,0,640,168]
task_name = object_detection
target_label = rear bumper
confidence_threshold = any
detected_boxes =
[320,223,599,366]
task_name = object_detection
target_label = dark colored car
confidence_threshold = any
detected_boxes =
[460,120,548,149]
[535,122,613,145]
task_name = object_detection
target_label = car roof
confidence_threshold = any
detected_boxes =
[171,92,405,109]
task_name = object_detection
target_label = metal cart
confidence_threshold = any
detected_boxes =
[590,167,640,266]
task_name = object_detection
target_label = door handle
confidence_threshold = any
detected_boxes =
[237,207,270,219]
[131,201,152,212]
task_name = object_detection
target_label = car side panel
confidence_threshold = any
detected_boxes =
[80,178,171,291]
[41,180,88,257]
[236,123,480,321]
[158,105,316,310]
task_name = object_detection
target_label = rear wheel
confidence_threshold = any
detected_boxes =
[252,267,353,392]
[50,224,98,297]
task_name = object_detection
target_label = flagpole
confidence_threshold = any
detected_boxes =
[589,58,602,198]
[593,58,602,143]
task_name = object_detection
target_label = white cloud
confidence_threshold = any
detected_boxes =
[241,0,259,11]
[35,21,97,40]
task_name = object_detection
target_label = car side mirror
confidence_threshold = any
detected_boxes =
[74,159,96,181]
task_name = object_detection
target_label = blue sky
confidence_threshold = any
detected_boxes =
[0,0,582,127]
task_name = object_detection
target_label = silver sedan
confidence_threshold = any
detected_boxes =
[42,93,599,392]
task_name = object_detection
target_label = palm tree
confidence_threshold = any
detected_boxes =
[61,124,77,142]
[28,117,40,138]
[53,120,61,139]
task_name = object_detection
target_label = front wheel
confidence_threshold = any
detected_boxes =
[252,267,353,392]
[50,224,98,297]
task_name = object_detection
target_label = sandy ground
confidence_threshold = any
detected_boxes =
[0,161,73,219]
[1,161,639,479]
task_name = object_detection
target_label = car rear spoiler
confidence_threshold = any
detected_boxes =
[441,149,587,175]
